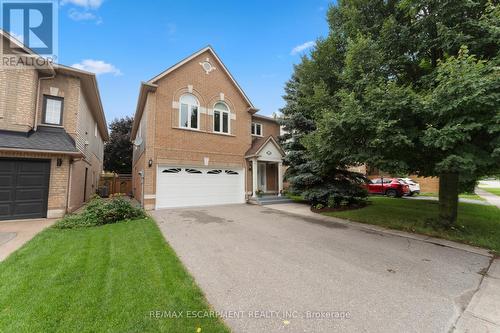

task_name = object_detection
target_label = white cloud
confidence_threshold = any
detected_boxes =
[71,59,122,76]
[61,0,104,9]
[68,8,102,23]
[290,41,316,55]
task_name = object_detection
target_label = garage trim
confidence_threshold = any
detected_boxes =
[155,165,246,209]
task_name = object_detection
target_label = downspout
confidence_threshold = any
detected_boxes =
[34,73,55,131]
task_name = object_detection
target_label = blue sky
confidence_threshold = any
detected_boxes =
[52,1,330,122]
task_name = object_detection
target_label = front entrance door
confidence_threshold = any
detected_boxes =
[266,164,278,192]
[257,163,266,192]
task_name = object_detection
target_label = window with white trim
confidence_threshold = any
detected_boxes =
[43,96,63,125]
[213,102,230,134]
[251,122,262,136]
[179,94,199,129]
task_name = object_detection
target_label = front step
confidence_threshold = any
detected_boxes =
[248,195,294,206]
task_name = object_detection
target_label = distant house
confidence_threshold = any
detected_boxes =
[131,46,285,209]
[0,30,109,220]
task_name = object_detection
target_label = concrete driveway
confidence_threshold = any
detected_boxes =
[152,204,492,333]
[0,219,56,261]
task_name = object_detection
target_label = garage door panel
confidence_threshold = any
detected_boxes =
[156,166,244,209]
[16,174,49,187]
[13,202,45,215]
[0,159,50,221]
[15,189,47,201]
[0,190,13,202]
[0,176,15,187]
[18,161,50,173]
[0,204,11,216]
[0,160,16,172]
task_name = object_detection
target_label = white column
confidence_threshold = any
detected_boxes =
[252,158,258,198]
[278,162,283,196]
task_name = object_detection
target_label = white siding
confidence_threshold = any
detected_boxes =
[76,88,104,162]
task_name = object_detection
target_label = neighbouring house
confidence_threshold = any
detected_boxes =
[131,46,285,209]
[0,30,108,220]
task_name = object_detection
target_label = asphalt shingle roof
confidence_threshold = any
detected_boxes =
[0,126,78,153]
[245,136,270,157]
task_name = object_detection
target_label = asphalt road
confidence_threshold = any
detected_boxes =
[152,204,490,333]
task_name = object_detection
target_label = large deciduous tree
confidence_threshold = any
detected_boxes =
[282,0,500,226]
[104,117,134,174]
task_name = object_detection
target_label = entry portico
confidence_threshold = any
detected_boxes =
[245,136,285,198]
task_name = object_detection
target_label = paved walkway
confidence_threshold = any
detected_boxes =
[475,188,500,209]
[0,219,56,261]
[153,204,497,332]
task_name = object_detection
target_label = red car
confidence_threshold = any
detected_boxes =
[367,178,410,197]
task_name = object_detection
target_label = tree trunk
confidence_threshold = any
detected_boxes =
[438,172,459,227]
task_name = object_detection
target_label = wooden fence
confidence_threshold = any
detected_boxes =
[98,173,133,197]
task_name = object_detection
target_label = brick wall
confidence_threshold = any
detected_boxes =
[38,74,80,136]
[412,176,440,193]
[0,66,38,132]
[252,116,280,138]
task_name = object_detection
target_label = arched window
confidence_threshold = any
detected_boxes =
[213,102,230,134]
[179,94,199,129]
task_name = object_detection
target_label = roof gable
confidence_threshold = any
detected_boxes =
[245,136,285,158]
[148,46,257,111]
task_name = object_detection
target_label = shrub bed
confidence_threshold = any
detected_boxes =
[54,196,146,229]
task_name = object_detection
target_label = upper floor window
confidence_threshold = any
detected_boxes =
[213,102,230,134]
[43,96,64,126]
[179,94,199,129]
[251,122,262,136]
[94,123,98,137]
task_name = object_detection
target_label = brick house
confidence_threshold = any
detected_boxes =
[131,46,285,209]
[0,30,108,220]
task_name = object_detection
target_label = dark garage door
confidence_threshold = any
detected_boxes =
[0,159,50,221]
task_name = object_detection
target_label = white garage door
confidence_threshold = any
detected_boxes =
[156,166,245,208]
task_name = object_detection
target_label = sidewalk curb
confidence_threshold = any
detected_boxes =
[453,259,500,332]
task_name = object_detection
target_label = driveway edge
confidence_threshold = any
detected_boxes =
[265,203,493,258]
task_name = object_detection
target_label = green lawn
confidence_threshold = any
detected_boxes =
[479,187,500,196]
[0,219,229,333]
[323,197,500,253]
[419,192,485,201]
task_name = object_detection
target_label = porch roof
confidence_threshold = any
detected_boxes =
[245,135,285,159]
[0,126,80,155]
